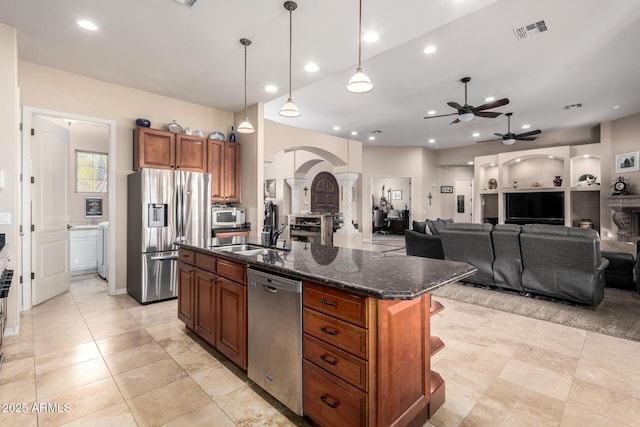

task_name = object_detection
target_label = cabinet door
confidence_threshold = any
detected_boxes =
[177,261,196,329]
[216,277,246,369]
[195,269,216,346]
[224,142,242,202]
[134,127,175,170]
[176,134,207,172]
[208,140,225,202]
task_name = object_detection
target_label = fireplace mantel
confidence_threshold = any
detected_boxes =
[607,195,640,242]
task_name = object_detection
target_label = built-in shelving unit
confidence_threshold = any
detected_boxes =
[474,144,602,231]
[287,214,334,246]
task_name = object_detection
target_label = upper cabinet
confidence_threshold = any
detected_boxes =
[208,140,241,203]
[134,127,207,173]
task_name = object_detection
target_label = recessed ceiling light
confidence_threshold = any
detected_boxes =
[427,110,437,115]
[423,45,437,54]
[613,105,621,109]
[428,139,436,143]
[304,62,319,72]
[77,19,98,31]
[484,96,495,102]
[368,136,375,141]
[467,161,474,165]
[333,126,340,131]
[490,163,496,166]
[548,155,554,159]
[265,85,278,92]
[472,132,480,137]
[516,158,521,162]
[351,131,358,136]
[363,31,379,43]
[584,154,590,158]
[521,124,531,129]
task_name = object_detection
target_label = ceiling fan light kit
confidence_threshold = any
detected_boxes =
[458,112,474,122]
[280,1,301,118]
[347,0,374,94]
[477,112,542,145]
[237,38,255,134]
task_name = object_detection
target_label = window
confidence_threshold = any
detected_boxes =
[76,151,108,193]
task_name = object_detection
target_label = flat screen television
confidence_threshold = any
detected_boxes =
[505,191,564,225]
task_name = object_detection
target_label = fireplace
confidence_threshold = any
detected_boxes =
[607,195,640,242]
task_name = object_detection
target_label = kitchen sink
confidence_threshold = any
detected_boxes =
[216,244,265,253]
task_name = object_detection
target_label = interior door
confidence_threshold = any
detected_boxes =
[454,178,473,223]
[31,116,70,305]
[311,172,339,213]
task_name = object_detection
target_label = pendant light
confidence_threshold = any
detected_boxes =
[237,38,255,134]
[346,0,373,94]
[280,1,300,117]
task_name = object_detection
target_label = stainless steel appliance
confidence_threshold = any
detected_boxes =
[127,169,211,304]
[247,268,303,416]
[97,221,109,280]
[211,206,245,229]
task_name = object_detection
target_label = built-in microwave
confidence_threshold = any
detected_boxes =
[212,207,245,229]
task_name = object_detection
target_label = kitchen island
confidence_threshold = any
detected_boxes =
[175,238,475,426]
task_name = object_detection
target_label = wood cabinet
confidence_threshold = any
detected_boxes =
[134,127,207,172]
[288,214,334,246]
[302,281,437,427]
[70,228,100,276]
[177,260,196,329]
[208,139,241,203]
[177,248,247,369]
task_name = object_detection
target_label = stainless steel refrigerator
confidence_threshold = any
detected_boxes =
[127,168,211,304]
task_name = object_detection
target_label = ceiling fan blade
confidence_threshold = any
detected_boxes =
[447,101,463,110]
[423,112,458,119]
[515,136,538,141]
[475,111,502,118]
[476,138,500,143]
[515,129,542,138]
[494,132,505,137]
[450,117,461,124]
[475,98,510,111]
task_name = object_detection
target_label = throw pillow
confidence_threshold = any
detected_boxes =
[412,221,427,234]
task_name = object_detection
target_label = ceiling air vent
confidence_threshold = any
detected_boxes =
[563,103,583,110]
[514,20,548,40]
[173,0,198,8]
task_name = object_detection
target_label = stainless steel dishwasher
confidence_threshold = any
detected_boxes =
[247,268,303,416]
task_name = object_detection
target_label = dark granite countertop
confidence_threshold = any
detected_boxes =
[175,238,476,300]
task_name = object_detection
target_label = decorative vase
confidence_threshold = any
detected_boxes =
[553,176,563,187]
[488,178,497,190]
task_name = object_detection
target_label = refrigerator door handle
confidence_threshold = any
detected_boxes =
[176,180,183,239]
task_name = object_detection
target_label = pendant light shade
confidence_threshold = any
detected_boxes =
[280,1,300,117]
[347,0,373,94]
[237,38,255,134]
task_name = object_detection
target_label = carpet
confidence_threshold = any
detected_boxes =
[430,284,640,342]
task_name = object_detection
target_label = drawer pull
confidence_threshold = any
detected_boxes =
[320,394,339,409]
[320,297,337,306]
[320,354,338,365]
[320,326,338,336]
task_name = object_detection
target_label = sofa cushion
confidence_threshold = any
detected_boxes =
[412,220,427,234]
[427,218,453,235]
[492,224,524,292]
[439,222,494,285]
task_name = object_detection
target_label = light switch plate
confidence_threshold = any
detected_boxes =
[0,212,11,225]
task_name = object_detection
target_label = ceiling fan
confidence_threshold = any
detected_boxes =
[477,112,542,145]
[423,76,509,124]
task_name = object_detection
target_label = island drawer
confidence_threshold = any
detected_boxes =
[303,308,367,360]
[304,334,367,392]
[178,249,195,265]
[303,360,366,427]
[303,282,367,327]
[217,258,246,284]
[195,252,216,273]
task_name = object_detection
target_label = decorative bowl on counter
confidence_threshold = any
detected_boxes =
[167,120,184,133]
[208,131,225,141]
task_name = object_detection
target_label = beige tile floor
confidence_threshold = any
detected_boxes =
[1,273,639,426]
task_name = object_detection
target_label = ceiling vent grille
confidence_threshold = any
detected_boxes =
[514,20,547,40]
[563,103,583,110]
[173,0,198,8]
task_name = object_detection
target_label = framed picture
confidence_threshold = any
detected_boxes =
[615,151,639,173]
[85,197,103,218]
[391,190,402,200]
[440,185,454,194]
[264,179,276,198]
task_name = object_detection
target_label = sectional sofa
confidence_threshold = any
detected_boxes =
[405,222,614,306]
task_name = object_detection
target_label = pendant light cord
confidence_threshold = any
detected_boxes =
[358,0,362,68]
[244,43,248,117]
[288,8,293,97]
